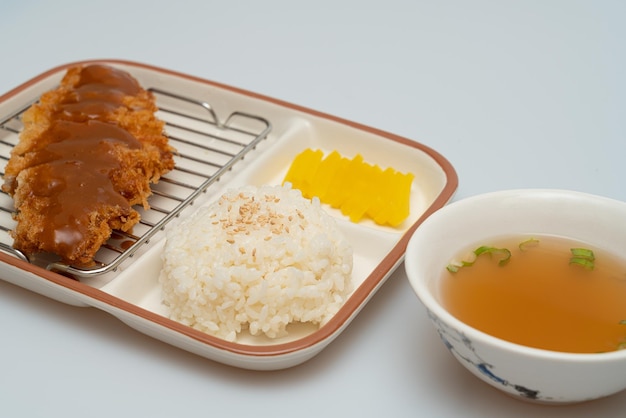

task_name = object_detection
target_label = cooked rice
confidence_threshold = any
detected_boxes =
[159,184,354,342]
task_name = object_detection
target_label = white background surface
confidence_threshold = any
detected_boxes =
[0,1,624,417]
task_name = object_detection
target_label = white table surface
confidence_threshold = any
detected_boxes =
[1,1,625,417]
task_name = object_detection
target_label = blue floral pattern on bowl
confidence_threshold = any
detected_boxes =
[427,309,542,401]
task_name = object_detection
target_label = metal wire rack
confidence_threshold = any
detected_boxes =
[0,88,272,278]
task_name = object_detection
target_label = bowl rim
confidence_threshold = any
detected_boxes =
[405,188,626,362]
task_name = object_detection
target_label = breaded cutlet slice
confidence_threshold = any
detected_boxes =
[3,64,175,207]
[2,64,175,266]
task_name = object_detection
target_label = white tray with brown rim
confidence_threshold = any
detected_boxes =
[0,60,458,370]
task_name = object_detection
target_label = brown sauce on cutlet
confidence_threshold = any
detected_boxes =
[59,64,142,121]
[7,63,171,265]
[75,64,141,95]
[60,99,121,121]
[25,65,145,260]
[29,119,140,255]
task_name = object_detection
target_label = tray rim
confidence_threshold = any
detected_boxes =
[0,58,458,359]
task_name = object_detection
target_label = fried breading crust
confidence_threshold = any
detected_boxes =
[2,64,175,266]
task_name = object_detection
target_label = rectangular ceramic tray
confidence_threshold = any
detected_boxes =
[0,60,458,370]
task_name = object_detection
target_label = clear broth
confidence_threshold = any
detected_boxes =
[439,235,626,353]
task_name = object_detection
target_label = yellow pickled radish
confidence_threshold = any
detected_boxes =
[283,148,414,226]
[301,151,324,199]
[282,148,308,186]
[311,150,343,200]
[283,148,323,198]
[386,171,414,226]
[341,158,378,222]
[338,154,366,210]
[367,167,397,225]
[323,155,351,208]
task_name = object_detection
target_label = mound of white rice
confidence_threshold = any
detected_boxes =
[159,184,353,342]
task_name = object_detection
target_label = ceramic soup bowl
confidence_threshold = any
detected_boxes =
[405,189,626,404]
